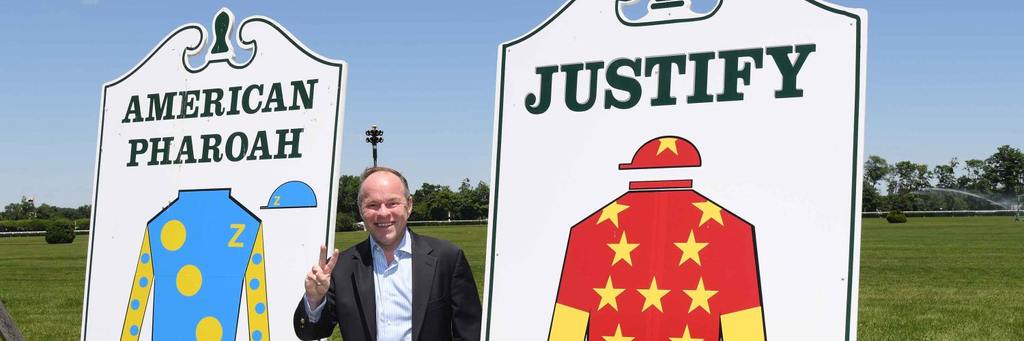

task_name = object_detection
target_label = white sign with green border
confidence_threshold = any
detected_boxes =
[485,0,867,340]
[82,9,346,341]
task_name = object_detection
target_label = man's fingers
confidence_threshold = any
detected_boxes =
[306,272,317,284]
[308,246,335,293]
[324,249,340,272]
[307,268,328,286]
[318,244,328,268]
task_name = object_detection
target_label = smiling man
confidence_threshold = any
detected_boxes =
[294,167,482,341]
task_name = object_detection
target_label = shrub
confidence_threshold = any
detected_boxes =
[336,213,359,232]
[45,220,75,244]
[0,219,85,232]
[0,219,37,232]
[73,218,90,230]
[886,210,908,224]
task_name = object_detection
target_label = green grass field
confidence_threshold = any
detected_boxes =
[857,216,1024,340]
[0,219,1021,340]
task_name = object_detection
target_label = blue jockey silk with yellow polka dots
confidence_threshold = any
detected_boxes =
[121,189,270,341]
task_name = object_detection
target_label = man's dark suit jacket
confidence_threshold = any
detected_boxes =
[293,230,482,341]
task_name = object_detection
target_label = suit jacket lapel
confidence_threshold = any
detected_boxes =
[410,231,437,341]
[353,240,377,340]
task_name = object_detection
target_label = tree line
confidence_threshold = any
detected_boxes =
[0,198,90,221]
[5,143,1020,231]
[864,145,1024,212]
[0,197,91,232]
[0,174,491,232]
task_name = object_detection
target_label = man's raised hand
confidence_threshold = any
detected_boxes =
[304,244,339,308]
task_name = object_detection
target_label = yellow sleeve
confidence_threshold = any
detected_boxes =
[121,229,155,341]
[548,303,589,341]
[720,306,765,341]
[244,224,270,341]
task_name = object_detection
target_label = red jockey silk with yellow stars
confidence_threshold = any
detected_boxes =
[550,181,764,341]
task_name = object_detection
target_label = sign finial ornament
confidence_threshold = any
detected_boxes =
[207,8,235,62]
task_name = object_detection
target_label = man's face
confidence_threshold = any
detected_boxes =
[359,171,412,250]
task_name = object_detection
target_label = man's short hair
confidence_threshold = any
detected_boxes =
[357,166,412,206]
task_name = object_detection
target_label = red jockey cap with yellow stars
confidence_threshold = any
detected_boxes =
[618,136,701,170]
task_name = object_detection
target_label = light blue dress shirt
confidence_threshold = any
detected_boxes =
[305,232,413,341]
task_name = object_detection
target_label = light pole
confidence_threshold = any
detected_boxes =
[365,125,384,167]
[26,197,36,220]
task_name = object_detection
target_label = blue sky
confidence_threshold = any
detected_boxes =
[0,0,1021,207]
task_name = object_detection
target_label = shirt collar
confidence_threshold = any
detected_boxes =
[369,229,412,257]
